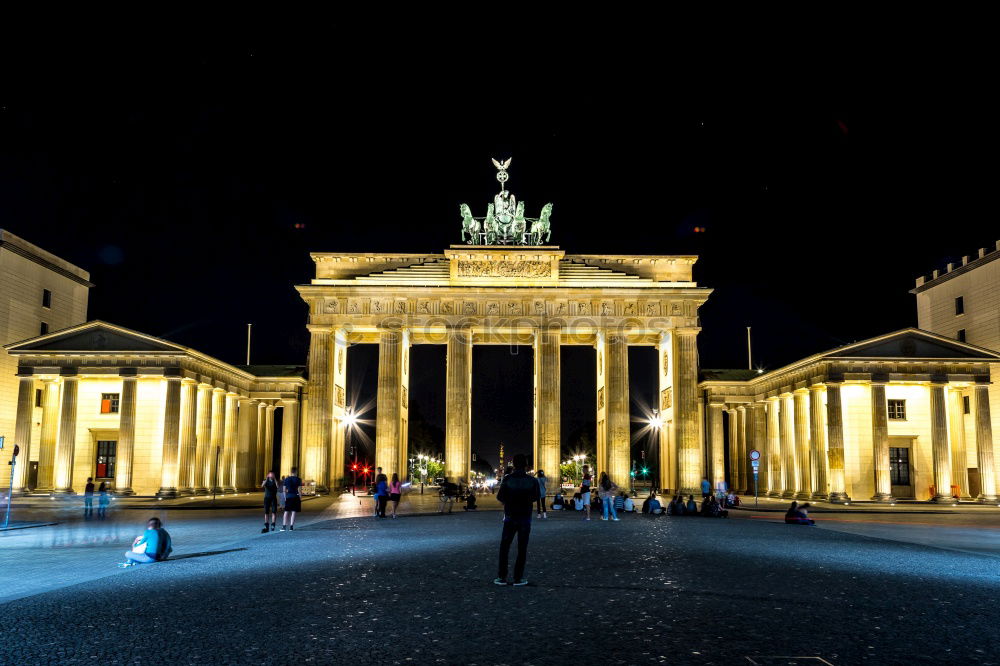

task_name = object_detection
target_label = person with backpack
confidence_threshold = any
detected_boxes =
[598,472,620,521]
[494,454,541,587]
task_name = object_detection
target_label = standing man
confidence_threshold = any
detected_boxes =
[701,477,711,500]
[281,467,303,531]
[494,454,541,587]
[83,477,95,519]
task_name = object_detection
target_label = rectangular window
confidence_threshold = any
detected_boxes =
[963,396,970,414]
[95,440,116,479]
[887,399,906,420]
[39,321,48,335]
[100,393,120,414]
[957,329,966,342]
[955,296,964,315]
[42,288,52,308]
[35,388,42,407]
[889,447,910,486]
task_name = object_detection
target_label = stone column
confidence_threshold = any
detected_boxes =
[177,380,197,494]
[657,332,673,494]
[707,402,725,492]
[194,384,213,495]
[780,394,797,498]
[114,375,138,495]
[223,393,238,492]
[256,403,267,481]
[263,403,275,477]
[280,399,300,476]
[794,389,812,500]
[533,327,560,492]
[605,334,631,487]
[765,397,782,496]
[52,375,79,494]
[236,398,255,491]
[303,328,332,492]
[809,384,829,500]
[595,333,608,476]
[208,388,226,493]
[375,329,404,477]
[675,328,702,494]
[736,406,748,493]
[947,386,970,498]
[973,382,997,502]
[36,379,60,491]
[445,329,472,484]
[870,380,894,502]
[329,328,349,490]
[726,408,738,491]
[157,377,183,497]
[752,401,767,494]
[12,375,35,491]
[825,381,850,502]
[929,382,953,502]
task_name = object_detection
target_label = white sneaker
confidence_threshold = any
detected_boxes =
[612,518,620,521]
[601,517,608,521]
[513,579,528,586]
[542,512,547,519]
[493,578,508,586]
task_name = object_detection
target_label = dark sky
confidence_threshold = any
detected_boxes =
[2,48,994,468]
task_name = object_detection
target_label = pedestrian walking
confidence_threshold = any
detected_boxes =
[580,465,593,521]
[373,467,383,516]
[83,477,95,519]
[598,472,620,521]
[536,469,548,519]
[374,473,389,518]
[261,471,279,532]
[388,473,402,518]
[118,517,172,567]
[97,482,110,519]
[494,454,541,586]
[281,467,303,531]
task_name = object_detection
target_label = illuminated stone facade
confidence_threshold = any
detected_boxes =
[296,246,712,493]
[4,322,304,495]
[700,330,1000,502]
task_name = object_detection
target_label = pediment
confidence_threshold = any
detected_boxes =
[5,322,184,354]
[824,329,1000,360]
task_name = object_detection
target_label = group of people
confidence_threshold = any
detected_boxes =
[644,493,730,518]
[83,477,111,519]
[373,471,404,518]
[260,467,305,532]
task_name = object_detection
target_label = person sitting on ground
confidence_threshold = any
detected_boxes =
[120,517,172,567]
[614,492,626,514]
[646,492,663,515]
[551,492,564,510]
[665,494,682,516]
[727,490,741,507]
[686,494,699,515]
[623,494,635,513]
[707,495,729,518]
[464,491,478,511]
[700,495,713,515]
[573,492,585,511]
[785,501,815,525]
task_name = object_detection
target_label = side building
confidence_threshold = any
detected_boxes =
[4,321,305,496]
[0,229,91,488]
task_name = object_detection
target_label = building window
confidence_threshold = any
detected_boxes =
[957,329,966,343]
[889,447,910,486]
[955,296,964,315]
[887,399,906,420]
[100,393,120,414]
[42,288,52,308]
[95,440,116,479]
[963,396,970,414]
[35,388,42,407]
[39,322,48,335]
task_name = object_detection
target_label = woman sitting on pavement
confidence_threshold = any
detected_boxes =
[685,495,699,515]
[785,501,815,525]
[463,491,478,511]
[642,492,664,515]
[726,490,741,507]
[573,492,585,511]
[623,494,635,513]
[119,517,172,567]
[551,492,564,510]
[706,495,729,518]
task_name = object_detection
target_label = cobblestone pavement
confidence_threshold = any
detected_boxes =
[3,502,1000,665]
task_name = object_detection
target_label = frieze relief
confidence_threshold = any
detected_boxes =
[335,384,346,408]
[456,260,552,278]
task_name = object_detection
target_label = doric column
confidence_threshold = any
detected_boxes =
[177,379,197,494]
[375,329,405,477]
[780,393,797,498]
[533,327,560,492]
[675,328,702,494]
[736,406,748,493]
[809,384,829,500]
[973,382,997,502]
[929,382,953,502]
[12,374,35,492]
[263,403,275,477]
[303,328,332,492]
[707,402,725,492]
[726,408,738,491]
[793,389,812,500]
[657,332,673,493]
[157,376,183,497]
[445,329,472,484]
[194,384,213,494]
[209,388,226,493]
[870,379,894,502]
[52,374,79,494]
[825,381,849,502]
[280,398,300,476]
[604,333,631,486]
[114,374,139,495]
[223,393,238,492]
[595,332,608,476]
[765,396,782,496]
[36,379,60,491]
[256,402,267,481]
[751,401,767,495]
[329,328,349,489]
[947,386,970,498]
[236,398,255,490]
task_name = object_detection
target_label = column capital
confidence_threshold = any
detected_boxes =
[808,383,825,393]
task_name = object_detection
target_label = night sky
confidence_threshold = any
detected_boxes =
[2,49,994,470]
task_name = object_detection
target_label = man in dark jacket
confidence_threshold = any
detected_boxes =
[494,454,541,586]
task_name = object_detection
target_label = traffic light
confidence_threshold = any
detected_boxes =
[641,467,649,477]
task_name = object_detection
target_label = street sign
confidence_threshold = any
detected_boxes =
[751,460,760,468]
[749,449,760,461]
[0,435,4,449]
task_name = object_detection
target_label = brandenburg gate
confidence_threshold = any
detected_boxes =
[295,160,713,494]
